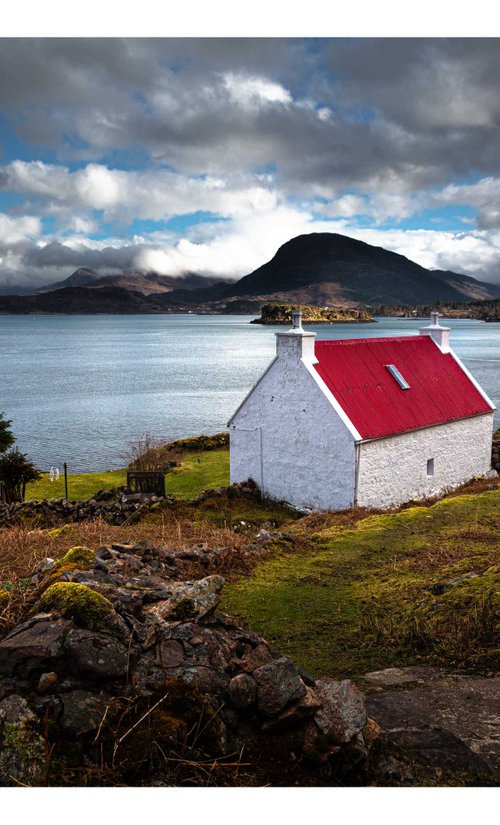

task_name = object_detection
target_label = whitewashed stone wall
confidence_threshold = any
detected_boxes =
[229,339,356,511]
[357,412,494,509]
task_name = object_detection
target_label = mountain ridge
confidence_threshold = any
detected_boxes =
[37,268,229,296]
[1,232,499,311]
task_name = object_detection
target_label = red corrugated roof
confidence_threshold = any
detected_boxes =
[313,335,492,440]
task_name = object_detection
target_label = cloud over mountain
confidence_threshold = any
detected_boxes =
[1,38,500,289]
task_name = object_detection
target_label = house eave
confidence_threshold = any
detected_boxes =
[355,409,495,445]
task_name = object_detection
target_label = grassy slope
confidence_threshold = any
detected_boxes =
[26,470,127,501]
[221,489,500,679]
[164,449,229,498]
[25,449,230,502]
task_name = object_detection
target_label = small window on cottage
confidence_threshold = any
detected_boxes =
[427,458,435,476]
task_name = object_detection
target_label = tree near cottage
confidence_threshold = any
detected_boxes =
[0,414,41,504]
[0,412,15,454]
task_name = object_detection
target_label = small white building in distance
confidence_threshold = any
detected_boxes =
[227,312,496,511]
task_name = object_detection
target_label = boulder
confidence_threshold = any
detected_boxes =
[253,657,306,716]
[60,689,110,734]
[0,617,73,677]
[157,640,185,669]
[144,575,225,622]
[229,673,257,708]
[64,629,130,680]
[174,665,229,695]
[236,642,273,672]
[261,686,321,730]
[314,678,367,744]
[37,672,59,693]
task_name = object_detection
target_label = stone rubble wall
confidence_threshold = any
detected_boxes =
[0,538,377,786]
[0,488,173,527]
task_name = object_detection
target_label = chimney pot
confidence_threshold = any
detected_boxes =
[275,310,317,363]
[419,311,451,352]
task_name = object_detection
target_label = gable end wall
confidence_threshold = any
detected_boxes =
[229,354,356,511]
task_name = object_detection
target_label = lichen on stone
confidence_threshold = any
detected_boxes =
[36,581,115,632]
[169,597,197,621]
[0,695,45,786]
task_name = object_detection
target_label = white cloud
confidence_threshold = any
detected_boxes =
[342,224,500,279]
[223,73,292,109]
[432,177,500,229]
[0,160,277,224]
[73,164,122,210]
[0,213,41,244]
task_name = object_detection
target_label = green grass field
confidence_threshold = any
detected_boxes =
[221,488,500,679]
[164,449,229,498]
[26,449,230,502]
[26,469,127,501]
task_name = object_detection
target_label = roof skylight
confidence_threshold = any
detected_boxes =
[385,364,410,390]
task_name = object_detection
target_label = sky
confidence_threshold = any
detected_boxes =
[2,36,500,290]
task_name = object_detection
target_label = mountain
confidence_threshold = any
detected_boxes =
[2,232,500,312]
[37,269,228,296]
[190,233,499,306]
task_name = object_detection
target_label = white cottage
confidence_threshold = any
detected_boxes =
[228,312,495,510]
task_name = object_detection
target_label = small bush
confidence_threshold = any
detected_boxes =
[0,448,41,504]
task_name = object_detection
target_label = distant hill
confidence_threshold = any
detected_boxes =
[37,269,227,296]
[196,233,500,307]
[0,286,178,314]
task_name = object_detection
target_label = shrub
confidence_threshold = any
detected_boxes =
[0,449,42,504]
[0,412,15,455]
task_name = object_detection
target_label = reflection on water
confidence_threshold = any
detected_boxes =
[1,314,498,471]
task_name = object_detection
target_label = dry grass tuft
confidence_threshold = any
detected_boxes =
[0,514,248,579]
[0,512,251,633]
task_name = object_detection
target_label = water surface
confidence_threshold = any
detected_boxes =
[1,314,498,471]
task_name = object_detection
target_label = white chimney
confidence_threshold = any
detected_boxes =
[275,310,317,363]
[419,311,451,353]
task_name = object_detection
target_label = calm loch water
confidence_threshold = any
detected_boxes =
[1,314,499,471]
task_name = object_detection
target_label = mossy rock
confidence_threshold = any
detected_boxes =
[60,546,96,568]
[41,546,96,589]
[45,524,73,539]
[36,582,115,632]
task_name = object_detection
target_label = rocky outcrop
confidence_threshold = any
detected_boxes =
[364,666,500,784]
[0,541,374,786]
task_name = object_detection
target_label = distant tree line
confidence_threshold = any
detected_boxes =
[371,298,500,320]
